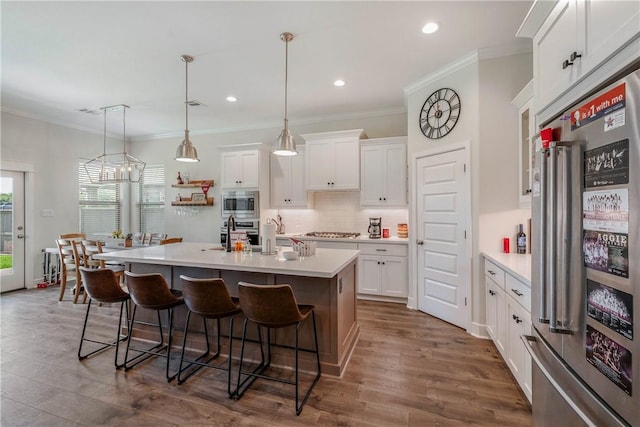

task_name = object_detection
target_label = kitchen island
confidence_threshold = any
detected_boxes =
[95,242,360,377]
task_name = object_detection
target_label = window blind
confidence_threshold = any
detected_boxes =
[78,163,121,236]
[138,165,165,234]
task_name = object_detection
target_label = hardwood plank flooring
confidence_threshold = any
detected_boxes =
[1,287,531,426]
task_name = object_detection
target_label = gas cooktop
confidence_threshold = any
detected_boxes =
[304,232,361,239]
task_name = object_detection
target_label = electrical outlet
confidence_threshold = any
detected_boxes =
[41,209,54,217]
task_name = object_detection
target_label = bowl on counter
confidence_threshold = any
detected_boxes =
[282,251,298,260]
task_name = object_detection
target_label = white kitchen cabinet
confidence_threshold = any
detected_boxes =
[486,277,507,357]
[530,0,640,115]
[221,150,260,189]
[506,297,533,402]
[301,129,365,191]
[270,147,309,208]
[360,137,407,207]
[483,256,532,403]
[512,81,535,210]
[358,243,408,299]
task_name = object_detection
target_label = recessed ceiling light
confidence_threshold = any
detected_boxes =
[226,96,237,102]
[334,80,345,87]
[422,22,439,34]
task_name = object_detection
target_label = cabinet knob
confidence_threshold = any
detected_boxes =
[512,314,523,324]
[570,51,582,61]
[379,197,382,201]
[488,270,496,275]
[562,59,573,69]
[416,240,424,245]
[511,289,523,297]
[489,290,496,296]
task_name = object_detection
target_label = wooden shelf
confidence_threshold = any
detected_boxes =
[171,179,214,188]
[171,197,214,206]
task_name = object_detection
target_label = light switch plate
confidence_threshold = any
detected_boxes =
[41,209,54,217]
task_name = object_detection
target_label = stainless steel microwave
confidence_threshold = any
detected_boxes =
[221,190,259,219]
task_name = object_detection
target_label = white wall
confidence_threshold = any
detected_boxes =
[1,110,407,284]
[1,112,125,284]
[405,51,532,333]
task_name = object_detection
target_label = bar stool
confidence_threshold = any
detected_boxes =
[77,267,130,368]
[236,282,321,415]
[177,276,242,397]
[123,271,184,382]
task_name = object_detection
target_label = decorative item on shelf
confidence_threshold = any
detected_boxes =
[177,171,184,184]
[191,193,205,203]
[175,54,200,162]
[397,223,408,238]
[83,104,146,184]
[200,181,210,199]
[273,32,298,157]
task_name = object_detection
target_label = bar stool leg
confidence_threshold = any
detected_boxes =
[78,299,130,368]
[124,307,167,372]
[177,312,215,384]
[235,320,267,398]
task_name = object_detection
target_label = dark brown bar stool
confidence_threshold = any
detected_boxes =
[78,267,130,368]
[177,276,242,397]
[236,282,321,415]
[123,271,184,382]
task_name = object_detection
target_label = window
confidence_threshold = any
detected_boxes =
[137,165,165,233]
[78,163,121,236]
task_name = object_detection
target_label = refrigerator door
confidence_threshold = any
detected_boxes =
[560,69,640,426]
[525,330,629,427]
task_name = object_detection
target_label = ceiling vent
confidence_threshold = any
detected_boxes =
[76,108,101,115]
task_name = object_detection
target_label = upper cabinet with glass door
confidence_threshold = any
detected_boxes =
[512,80,535,209]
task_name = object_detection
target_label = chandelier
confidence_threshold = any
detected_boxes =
[84,104,145,184]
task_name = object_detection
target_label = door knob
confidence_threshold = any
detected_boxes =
[416,240,424,245]
[17,234,25,239]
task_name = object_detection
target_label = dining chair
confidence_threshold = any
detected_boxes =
[55,238,81,302]
[78,239,125,284]
[132,232,146,245]
[147,233,167,245]
[159,237,183,245]
[59,232,86,241]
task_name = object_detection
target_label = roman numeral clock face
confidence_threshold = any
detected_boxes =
[419,88,461,139]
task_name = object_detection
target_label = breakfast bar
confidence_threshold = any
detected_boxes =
[95,242,360,377]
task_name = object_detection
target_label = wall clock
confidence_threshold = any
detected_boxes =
[419,88,461,139]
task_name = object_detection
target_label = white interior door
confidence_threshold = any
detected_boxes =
[0,170,26,292]
[416,148,470,329]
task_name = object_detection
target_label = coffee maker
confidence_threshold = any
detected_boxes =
[368,217,382,239]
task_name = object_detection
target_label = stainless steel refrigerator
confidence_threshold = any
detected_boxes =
[528,65,639,426]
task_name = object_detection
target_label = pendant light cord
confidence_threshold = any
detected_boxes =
[284,37,288,125]
[102,108,107,157]
[185,57,189,132]
[122,105,126,153]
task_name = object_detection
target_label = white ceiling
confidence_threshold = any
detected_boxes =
[1,1,533,140]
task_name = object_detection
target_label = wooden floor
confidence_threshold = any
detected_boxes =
[1,287,532,426]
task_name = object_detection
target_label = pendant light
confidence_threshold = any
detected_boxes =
[175,54,200,162]
[84,104,146,184]
[273,32,298,156]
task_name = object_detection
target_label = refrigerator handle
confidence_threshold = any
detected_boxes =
[538,148,549,324]
[548,143,558,331]
[522,335,628,427]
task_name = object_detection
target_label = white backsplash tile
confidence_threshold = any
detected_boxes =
[274,192,409,237]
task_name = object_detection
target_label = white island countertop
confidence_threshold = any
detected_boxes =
[95,242,359,279]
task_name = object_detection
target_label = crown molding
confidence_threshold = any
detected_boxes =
[131,107,406,142]
[403,51,479,98]
[477,41,532,60]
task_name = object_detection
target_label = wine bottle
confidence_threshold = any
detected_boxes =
[177,171,183,185]
[516,224,527,254]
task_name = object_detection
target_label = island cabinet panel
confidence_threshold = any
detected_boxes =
[120,256,359,377]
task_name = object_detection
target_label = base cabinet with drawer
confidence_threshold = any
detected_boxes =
[358,243,408,300]
[484,257,532,403]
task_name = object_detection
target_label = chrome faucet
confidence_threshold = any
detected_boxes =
[271,215,285,234]
[226,215,236,252]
